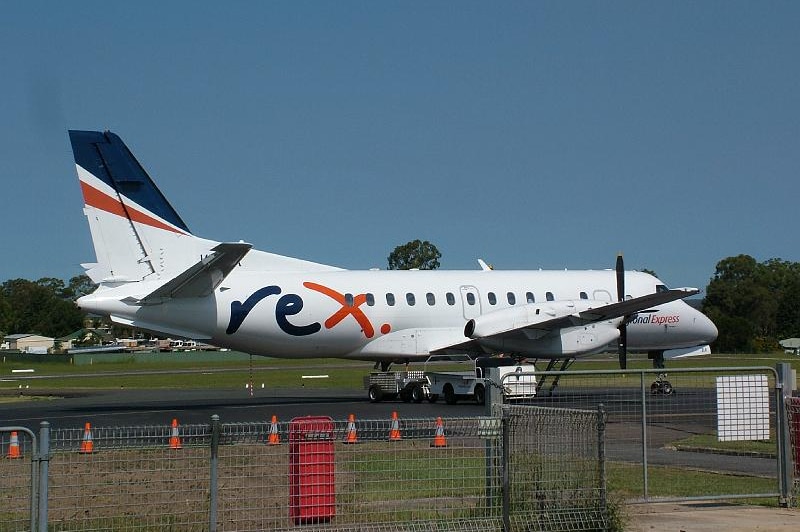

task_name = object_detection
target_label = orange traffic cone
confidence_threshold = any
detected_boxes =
[79,422,94,454]
[343,414,359,444]
[431,417,447,448]
[6,431,22,459]
[268,415,280,445]
[169,418,182,450]
[388,411,402,442]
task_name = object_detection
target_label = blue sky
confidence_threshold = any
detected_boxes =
[2,2,798,293]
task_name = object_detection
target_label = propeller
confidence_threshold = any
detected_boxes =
[616,253,627,370]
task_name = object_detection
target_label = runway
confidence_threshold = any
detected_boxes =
[0,387,483,431]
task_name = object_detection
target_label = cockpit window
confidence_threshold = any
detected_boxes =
[656,284,668,293]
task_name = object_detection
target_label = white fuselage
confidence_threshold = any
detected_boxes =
[79,268,718,362]
[68,130,718,365]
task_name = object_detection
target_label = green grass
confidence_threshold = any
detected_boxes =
[608,462,778,504]
[2,351,796,393]
[574,352,800,372]
[0,355,375,391]
[671,433,776,457]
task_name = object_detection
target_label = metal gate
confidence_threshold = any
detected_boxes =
[498,362,796,506]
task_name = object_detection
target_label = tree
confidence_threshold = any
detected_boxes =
[65,274,96,300]
[0,278,84,338]
[702,254,800,352]
[388,240,442,270]
[640,268,658,278]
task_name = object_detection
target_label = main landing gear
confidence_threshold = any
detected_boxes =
[648,350,674,395]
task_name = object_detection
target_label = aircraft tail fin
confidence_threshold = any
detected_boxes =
[69,130,218,284]
[70,130,343,285]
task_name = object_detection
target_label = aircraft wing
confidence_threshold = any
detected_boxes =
[466,287,697,338]
[575,288,699,323]
[429,287,700,357]
[137,242,252,305]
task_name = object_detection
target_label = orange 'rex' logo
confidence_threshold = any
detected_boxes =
[303,282,375,338]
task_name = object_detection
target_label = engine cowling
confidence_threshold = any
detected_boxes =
[464,300,622,357]
[465,300,590,339]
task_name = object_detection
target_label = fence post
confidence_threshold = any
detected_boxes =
[37,421,49,532]
[501,404,510,532]
[640,371,649,501]
[776,363,794,507]
[597,403,607,514]
[484,367,502,515]
[485,367,504,417]
[29,430,39,532]
[209,414,220,531]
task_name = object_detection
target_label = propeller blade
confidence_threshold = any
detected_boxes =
[616,253,627,369]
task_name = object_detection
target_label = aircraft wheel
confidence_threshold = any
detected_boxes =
[368,385,383,403]
[444,384,457,405]
[662,381,674,395]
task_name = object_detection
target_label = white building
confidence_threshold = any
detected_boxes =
[2,334,55,353]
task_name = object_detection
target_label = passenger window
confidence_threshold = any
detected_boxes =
[446,292,455,305]
[546,292,554,302]
[386,293,395,306]
[579,292,588,300]
[526,292,535,303]
[466,293,476,305]
[426,292,435,305]
[406,293,416,306]
[488,292,497,305]
[507,292,516,305]
[345,293,354,306]
[366,293,375,306]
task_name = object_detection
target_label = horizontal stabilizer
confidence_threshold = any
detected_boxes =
[138,242,252,305]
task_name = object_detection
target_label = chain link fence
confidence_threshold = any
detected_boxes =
[1,406,606,532]
[502,404,608,531]
[4,363,795,531]
[0,428,37,532]
[502,364,795,504]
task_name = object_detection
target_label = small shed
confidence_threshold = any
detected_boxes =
[778,338,800,355]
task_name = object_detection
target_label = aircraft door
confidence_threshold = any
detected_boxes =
[593,289,613,302]
[460,286,482,320]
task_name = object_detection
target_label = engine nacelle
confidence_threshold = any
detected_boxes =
[472,322,620,357]
[464,300,622,357]
[465,300,593,339]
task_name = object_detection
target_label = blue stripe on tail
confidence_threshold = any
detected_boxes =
[68,130,191,234]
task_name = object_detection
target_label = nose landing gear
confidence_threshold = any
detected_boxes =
[650,373,674,395]
[648,350,673,395]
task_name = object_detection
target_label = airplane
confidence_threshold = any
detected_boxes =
[68,130,718,394]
